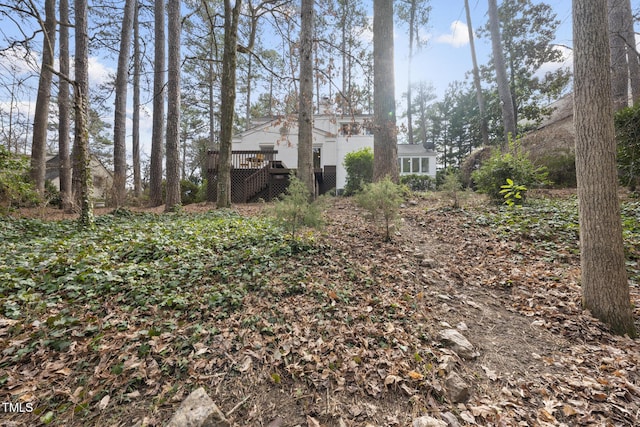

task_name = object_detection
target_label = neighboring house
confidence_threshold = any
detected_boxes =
[397,144,437,177]
[46,154,114,202]
[227,103,436,197]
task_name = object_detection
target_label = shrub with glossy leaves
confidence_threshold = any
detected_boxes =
[471,138,548,203]
[343,147,373,196]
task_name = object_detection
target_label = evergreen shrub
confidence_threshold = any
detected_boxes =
[471,138,549,203]
[343,147,373,196]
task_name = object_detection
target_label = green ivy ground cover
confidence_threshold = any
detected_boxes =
[0,210,315,321]
[474,197,640,283]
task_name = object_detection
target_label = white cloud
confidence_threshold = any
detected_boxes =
[0,46,39,75]
[88,56,114,87]
[435,20,469,48]
[536,45,573,78]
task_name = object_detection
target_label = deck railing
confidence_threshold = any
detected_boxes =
[208,150,278,171]
[244,164,270,202]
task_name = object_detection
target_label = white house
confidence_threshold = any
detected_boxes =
[232,108,437,193]
[46,154,114,202]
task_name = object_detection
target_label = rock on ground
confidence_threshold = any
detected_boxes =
[438,329,478,360]
[412,416,448,427]
[165,387,229,427]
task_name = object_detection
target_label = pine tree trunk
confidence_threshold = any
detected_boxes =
[622,0,640,104]
[150,0,166,207]
[74,0,93,227]
[217,0,242,208]
[373,0,398,182]
[298,0,315,198]
[488,0,516,144]
[406,0,417,146]
[165,0,182,211]
[59,0,72,212]
[113,0,135,207]
[132,0,142,198]
[30,0,56,196]
[573,0,636,337]
[608,0,629,111]
[465,0,489,146]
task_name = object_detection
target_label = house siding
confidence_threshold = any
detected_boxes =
[232,113,437,192]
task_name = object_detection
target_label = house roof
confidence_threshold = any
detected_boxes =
[45,153,114,181]
[234,115,337,141]
[397,144,437,157]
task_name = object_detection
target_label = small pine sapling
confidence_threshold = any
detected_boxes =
[440,171,464,209]
[269,175,325,239]
[356,176,403,241]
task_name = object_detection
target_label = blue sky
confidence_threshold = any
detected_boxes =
[394,0,576,99]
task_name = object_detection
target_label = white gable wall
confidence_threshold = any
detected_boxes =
[233,114,437,192]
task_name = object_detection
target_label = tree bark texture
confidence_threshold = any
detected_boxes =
[217,0,242,208]
[372,0,398,182]
[573,0,636,337]
[73,0,93,227]
[59,0,72,211]
[150,0,166,207]
[608,0,629,111]
[298,0,315,198]
[113,0,135,207]
[621,0,640,104]
[488,0,516,144]
[165,0,182,211]
[132,0,142,198]
[30,0,56,196]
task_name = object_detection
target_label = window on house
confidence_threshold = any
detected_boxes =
[402,158,411,173]
[398,156,430,174]
[421,158,429,173]
[412,158,420,173]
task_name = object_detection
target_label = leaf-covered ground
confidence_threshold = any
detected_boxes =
[1,194,639,426]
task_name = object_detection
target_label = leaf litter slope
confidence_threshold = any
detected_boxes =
[0,197,638,426]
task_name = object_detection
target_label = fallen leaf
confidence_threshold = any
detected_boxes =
[56,367,72,376]
[407,370,424,380]
[562,404,578,417]
[384,374,401,385]
[537,408,556,423]
[307,415,321,427]
[592,392,608,402]
[238,355,252,372]
[98,395,110,410]
[482,365,498,381]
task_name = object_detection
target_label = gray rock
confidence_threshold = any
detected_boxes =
[445,372,471,403]
[438,329,478,360]
[412,416,448,427]
[421,258,437,268]
[441,412,461,427]
[165,387,229,427]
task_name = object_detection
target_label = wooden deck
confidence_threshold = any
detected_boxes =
[206,150,336,203]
